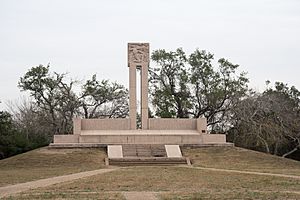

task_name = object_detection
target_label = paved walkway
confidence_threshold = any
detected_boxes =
[0,168,116,198]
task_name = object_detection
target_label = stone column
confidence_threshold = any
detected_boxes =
[141,63,149,129]
[129,64,137,129]
[73,118,81,135]
[128,43,149,130]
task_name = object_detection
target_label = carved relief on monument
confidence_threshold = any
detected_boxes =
[128,43,149,65]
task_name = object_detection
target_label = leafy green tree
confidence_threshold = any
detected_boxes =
[150,48,190,118]
[150,48,249,131]
[0,111,47,159]
[189,50,248,130]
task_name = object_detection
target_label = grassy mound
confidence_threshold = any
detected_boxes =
[0,147,107,187]
[1,146,300,199]
[9,166,300,199]
[183,147,300,175]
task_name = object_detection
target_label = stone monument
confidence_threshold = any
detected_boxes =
[51,42,228,149]
[128,43,149,130]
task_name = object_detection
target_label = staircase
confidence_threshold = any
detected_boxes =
[108,144,189,166]
[122,144,167,157]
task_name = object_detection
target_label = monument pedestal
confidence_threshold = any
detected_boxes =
[50,130,229,148]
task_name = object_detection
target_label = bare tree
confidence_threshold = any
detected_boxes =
[18,65,129,134]
[231,82,300,157]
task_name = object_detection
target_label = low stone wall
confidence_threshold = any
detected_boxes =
[202,134,226,144]
[73,118,131,133]
[72,117,207,134]
[148,117,207,133]
[54,135,79,143]
[149,118,197,130]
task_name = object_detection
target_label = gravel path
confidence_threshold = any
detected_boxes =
[0,168,116,198]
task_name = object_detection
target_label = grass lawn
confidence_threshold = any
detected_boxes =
[0,147,107,187]
[8,166,300,200]
[1,146,300,199]
[183,146,300,175]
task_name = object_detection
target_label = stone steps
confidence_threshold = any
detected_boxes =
[107,144,189,166]
[108,157,188,166]
[122,144,167,157]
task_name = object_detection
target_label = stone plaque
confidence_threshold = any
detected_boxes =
[128,43,149,66]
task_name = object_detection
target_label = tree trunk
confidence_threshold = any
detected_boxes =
[282,146,299,158]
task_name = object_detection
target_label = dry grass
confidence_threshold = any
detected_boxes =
[183,146,300,175]
[9,166,299,199]
[161,190,300,200]
[3,192,124,200]
[0,147,107,187]
[2,146,300,199]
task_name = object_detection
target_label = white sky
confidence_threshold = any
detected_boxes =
[0,0,300,110]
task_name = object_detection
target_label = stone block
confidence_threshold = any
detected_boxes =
[202,134,226,144]
[165,145,182,157]
[73,118,81,135]
[182,135,202,144]
[149,118,197,130]
[129,66,136,87]
[81,119,130,130]
[54,135,79,143]
[108,145,123,158]
[141,108,148,129]
[197,117,207,133]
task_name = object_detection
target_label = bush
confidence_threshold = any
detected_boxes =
[0,111,48,159]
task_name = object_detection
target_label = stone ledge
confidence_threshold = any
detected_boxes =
[49,142,234,148]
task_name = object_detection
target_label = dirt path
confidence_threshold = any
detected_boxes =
[186,166,300,179]
[0,168,117,198]
[123,191,159,200]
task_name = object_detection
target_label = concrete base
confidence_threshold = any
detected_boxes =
[107,145,123,158]
[165,145,182,158]
[54,130,204,145]
[51,130,227,147]
[49,142,234,148]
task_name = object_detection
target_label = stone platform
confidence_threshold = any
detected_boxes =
[51,130,227,147]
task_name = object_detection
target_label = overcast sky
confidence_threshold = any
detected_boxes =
[0,0,299,110]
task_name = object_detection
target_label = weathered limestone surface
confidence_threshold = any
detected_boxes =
[73,118,81,135]
[54,135,79,143]
[202,134,226,144]
[107,145,123,158]
[81,119,130,130]
[128,43,149,64]
[197,117,207,134]
[78,130,202,145]
[51,43,227,147]
[128,43,149,129]
[165,145,182,157]
[149,118,197,130]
